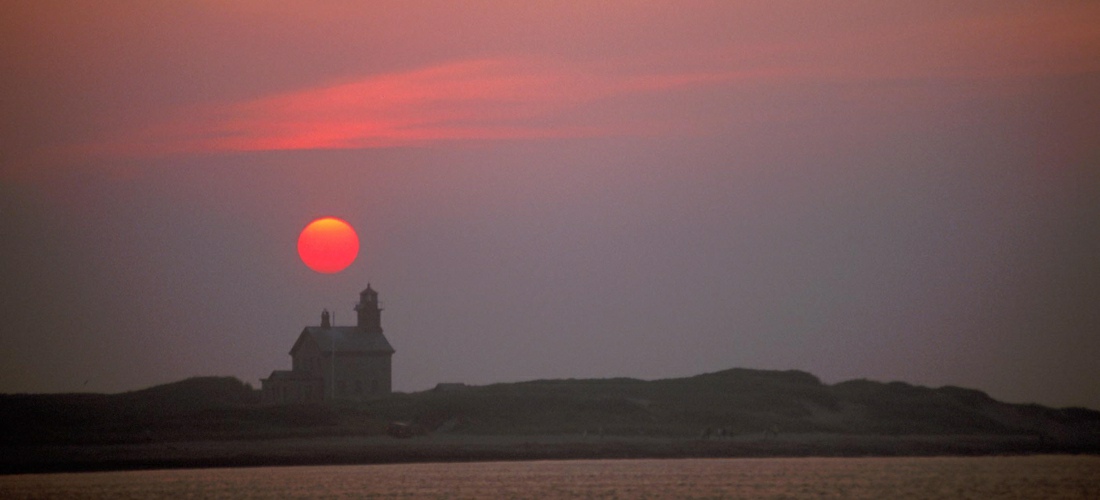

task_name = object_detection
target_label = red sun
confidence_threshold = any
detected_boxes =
[297,217,359,273]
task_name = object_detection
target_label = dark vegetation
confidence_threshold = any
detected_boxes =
[369,369,1100,441]
[3,369,1098,446]
[0,377,342,445]
[2,369,1098,473]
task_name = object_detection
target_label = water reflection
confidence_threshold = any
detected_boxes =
[2,456,1097,499]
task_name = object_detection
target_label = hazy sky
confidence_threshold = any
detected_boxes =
[2,1,1098,409]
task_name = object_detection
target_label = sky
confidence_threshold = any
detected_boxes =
[2,1,1098,409]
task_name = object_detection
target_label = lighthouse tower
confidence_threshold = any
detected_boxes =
[355,284,383,334]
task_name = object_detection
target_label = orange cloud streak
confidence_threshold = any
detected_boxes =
[79,2,1099,160]
[92,59,733,156]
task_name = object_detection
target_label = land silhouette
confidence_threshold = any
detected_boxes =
[2,368,1098,474]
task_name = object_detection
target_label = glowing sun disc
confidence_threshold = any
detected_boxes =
[298,217,359,273]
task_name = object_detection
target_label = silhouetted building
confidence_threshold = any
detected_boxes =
[261,284,395,404]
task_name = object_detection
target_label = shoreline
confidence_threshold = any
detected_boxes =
[4,433,1096,475]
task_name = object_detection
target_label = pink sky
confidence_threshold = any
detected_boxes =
[5,2,1097,171]
[1,2,1098,410]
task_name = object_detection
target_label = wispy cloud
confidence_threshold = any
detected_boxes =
[72,2,1100,160]
[87,59,735,156]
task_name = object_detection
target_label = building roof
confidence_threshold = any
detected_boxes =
[263,370,317,381]
[291,326,395,356]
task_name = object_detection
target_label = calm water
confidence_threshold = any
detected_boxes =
[2,456,1098,499]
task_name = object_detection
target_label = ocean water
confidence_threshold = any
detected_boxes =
[2,455,1098,499]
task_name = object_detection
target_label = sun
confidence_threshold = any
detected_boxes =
[297,217,359,274]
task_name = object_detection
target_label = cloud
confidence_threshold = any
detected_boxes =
[13,1,1095,167]
[85,58,738,156]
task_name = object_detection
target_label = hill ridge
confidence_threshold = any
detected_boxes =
[2,368,1098,446]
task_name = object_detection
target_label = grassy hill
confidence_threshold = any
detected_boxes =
[3,369,1098,447]
[0,377,339,445]
[370,368,1100,441]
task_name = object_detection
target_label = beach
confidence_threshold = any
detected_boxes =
[3,432,1086,475]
